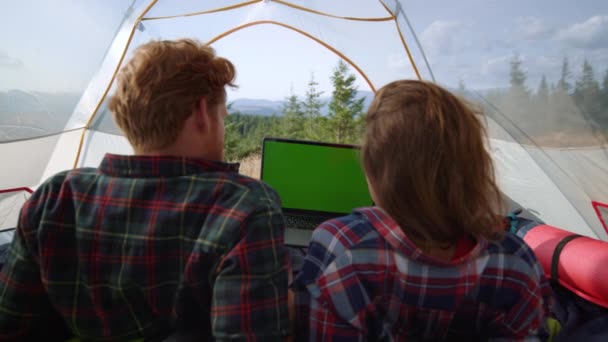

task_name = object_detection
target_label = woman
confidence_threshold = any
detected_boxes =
[292,80,552,341]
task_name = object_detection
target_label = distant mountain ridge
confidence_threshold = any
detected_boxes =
[0,89,376,140]
[1,89,375,119]
[228,98,284,116]
[0,90,80,140]
[230,90,375,116]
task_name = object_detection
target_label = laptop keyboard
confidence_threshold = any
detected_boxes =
[285,214,328,230]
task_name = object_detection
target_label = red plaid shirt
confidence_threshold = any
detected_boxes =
[0,154,290,341]
[293,207,553,341]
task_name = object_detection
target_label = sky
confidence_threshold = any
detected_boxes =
[1,0,608,100]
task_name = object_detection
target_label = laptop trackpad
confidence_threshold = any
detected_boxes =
[285,228,313,247]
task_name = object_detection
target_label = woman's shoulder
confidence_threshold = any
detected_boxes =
[480,232,548,287]
[310,207,383,250]
[484,232,541,265]
[299,208,385,273]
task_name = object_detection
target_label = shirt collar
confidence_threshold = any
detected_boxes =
[355,206,485,265]
[99,153,240,178]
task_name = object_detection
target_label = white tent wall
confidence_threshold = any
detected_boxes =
[36,130,83,186]
[146,0,392,19]
[0,232,14,246]
[382,0,434,82]
[0,0,145,228]
[492,139,603,239]
[137,2,418,90]
[0,128,131,230]
[597,205,608,232]
[25,0,148,197]
[485,112,608,240]
[0,191,28,232]
[541,147,608,203]
[62,1,148,132]
[0,135,60,190]
[361,0,605,240]
[40,130,132,182]
[526,146,608,240]
[0,188,30,243]
[77,132,132,168]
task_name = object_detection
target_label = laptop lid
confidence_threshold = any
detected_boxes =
[260,137,373,216]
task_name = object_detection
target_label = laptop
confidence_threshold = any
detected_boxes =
[260,137,374,246]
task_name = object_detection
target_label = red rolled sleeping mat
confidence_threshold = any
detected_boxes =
[522,224,608,308]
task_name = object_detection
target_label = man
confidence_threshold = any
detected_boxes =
[0,39,290,341]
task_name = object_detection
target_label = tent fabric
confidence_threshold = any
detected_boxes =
[0,188,31,239]
[490,136,601,238]
[592,202,608,235]
[1,0,607,241]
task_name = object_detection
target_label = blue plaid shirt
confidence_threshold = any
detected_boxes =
[293,207,552,341]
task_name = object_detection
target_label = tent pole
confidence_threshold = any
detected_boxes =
[72,0,159,169]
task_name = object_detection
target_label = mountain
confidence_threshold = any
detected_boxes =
[229,98,284,116]
[0,89,376,140]
[229,90,375,116]
[0,90,80,140]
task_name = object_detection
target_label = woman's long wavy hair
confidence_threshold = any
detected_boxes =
[362,80,505,246]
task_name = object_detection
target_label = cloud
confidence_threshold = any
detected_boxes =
[387,53,408,68]
[420,20,465,56]
[516,16,553,41]
[481,55,512,78]
[0,51,23,69]
[555,16,608,49]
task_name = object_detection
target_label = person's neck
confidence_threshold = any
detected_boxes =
[409,235,457,261]
[134,145,220,161]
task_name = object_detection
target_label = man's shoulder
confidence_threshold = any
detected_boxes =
[37,170,71,190]
[31,168,97,198]
[19,168,98,231]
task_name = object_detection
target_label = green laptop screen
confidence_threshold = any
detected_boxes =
[261,139,373,214]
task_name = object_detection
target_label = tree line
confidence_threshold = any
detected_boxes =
[226,56,608,161]
[480,56,608,146]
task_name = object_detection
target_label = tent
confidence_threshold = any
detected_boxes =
[1,0,607,242]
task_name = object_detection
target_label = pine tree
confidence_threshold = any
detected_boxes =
[602,70,608,97]
[530,74,552,135]
[457,79,466,93]
[603,69,608,95]
[455,79,468,99]
[536,75,549,103]
[573,59,600,121]
[600,70,608,130]
[500,55,538,135]
[327,60,365,143]
[225,112,284,161]
[509,55,527,93]
[281,88,305,139]
[301,73,324,140]
[224,103,241,161]
[558,57,572,93]
[550,82,557,94]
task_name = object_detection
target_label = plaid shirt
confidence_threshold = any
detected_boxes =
[0,154,290,341]
[293,207,552,341]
